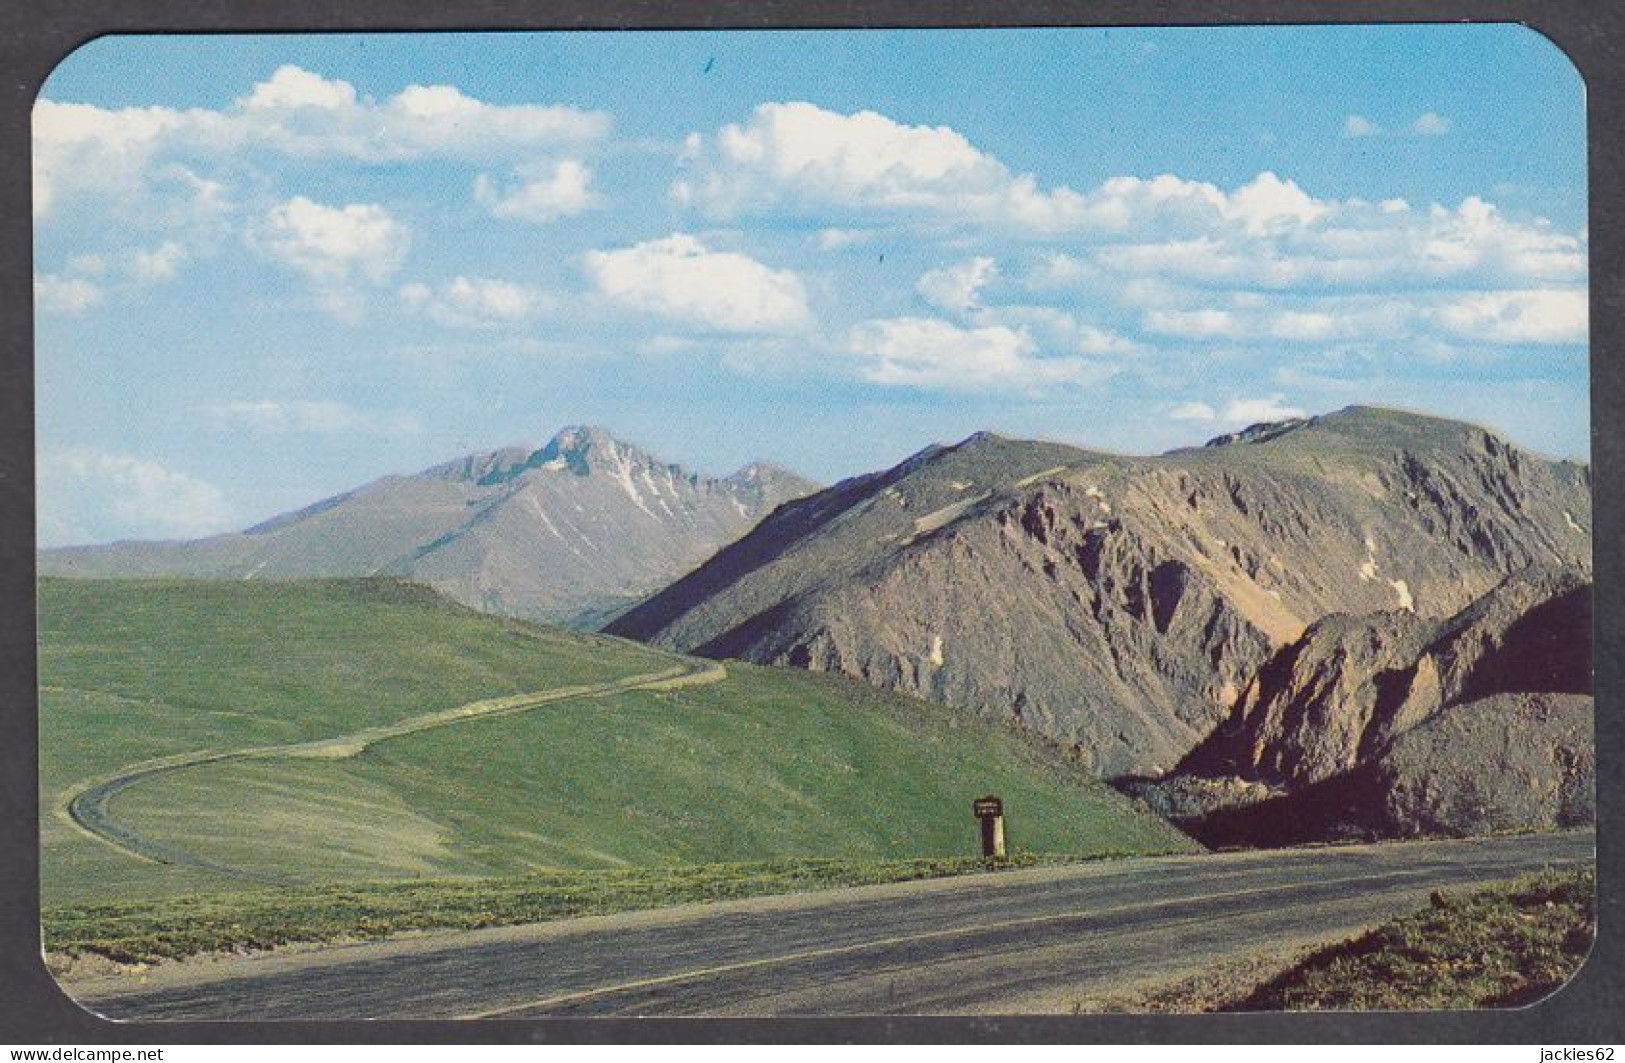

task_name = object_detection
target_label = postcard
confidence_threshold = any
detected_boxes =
[32,25,1593,1021]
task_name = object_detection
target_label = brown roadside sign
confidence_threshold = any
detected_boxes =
[972,796,1003,818]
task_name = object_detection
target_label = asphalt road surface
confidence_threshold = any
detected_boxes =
[68,830,1594,1020]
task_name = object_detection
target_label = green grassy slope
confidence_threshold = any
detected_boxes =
[40,578,679,903]
[41,578,1195,906]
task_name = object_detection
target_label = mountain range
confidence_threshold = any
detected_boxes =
[608,406,1591,782]
[39,427,818,626]
[41,405,1592,843]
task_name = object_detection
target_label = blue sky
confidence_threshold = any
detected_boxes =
[34,26,1588,546]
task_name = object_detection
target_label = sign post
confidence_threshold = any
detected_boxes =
[972,795,1005,859]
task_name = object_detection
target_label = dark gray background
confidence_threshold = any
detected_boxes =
[1,0,1618,1044]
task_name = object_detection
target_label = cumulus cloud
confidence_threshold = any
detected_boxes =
[35,239,197,317]
[247,197,409,316]
[37,448,231,545]
[1426,288,1587,345]
[474,158,602,222]
[583,234,812,333]
[1144,298,1411,343]
[815,228,874,251]
[1222,395,1308,424]
[916,256,997,313]
[400,276,554,328]
[1136,282,1587,349]
[1165,395,1306,428]
[1144,308,1240,339]
[1343,115,1381,137]
[203,399,420,436]
[33,65,610,218]
[32,100,189,218]
[842,316,1112,391]
[1078,196,1583,294]
[128,241,187,282]
[672,103,1010,217]
[675,103,1254,234]
[1412,112,1450,136]
[673,103,1374,242]
[1169,401,1217,421]
[974,304,1140,357]
[674,104,1584,339]
[1226,171,1329,235]
[34,274,103,315]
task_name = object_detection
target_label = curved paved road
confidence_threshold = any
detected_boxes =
[61,659,726,884]
[69,830,1593,1020]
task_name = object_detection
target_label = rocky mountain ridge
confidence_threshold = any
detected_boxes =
[1127,566,1593,844]
[609,406,1591,779]
[40,426,818,626]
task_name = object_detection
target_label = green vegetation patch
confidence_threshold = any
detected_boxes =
[1227,865,1596,1011]
[47,853,1053,966]
[109,661,1196,884]
[40,578,677,903]
[42,579,1195,907]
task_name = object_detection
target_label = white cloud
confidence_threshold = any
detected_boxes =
[204,399,420,436]
[1066,195,1583,294]
[1165,396,1307,431]
[400,276,554,328]
[34,274,103,315]
[128,241,187,282]
[675,103,1271,235]
[1138,283,1586,349]
[1427,289,1587,345]
[35,240,194,316]
[638,334,705,358]
[583,233,812,334]
[1144,298,1411,343]
[917,256,997,313]
[675,104,1583,317]
[474,158,602,222]
[1412,112,1451,136]
[33,65,611,218]
[974,304,1140,356]
[674,104,1364,245]
[1268,310,1360,341]
[1343,115,1380,137]
[815,228,874,251]
[66,253,108,276]
[1169,401,1217,421]
[1144,308,1239,339]
[1225,172,1328,235]
[674,101,1011,218]
[247,197,409,316]
[32,100,190,218]
[1026,252,1100,289]
[842,316,1112,391]
[38,448,232,545]
[240,64,358,111]
[1221,395,1308,424]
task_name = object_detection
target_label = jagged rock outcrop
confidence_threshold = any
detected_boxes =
[1189,692,1594,846]
[39,427,817,626]
[610,406,1591,778]
[1134,568,1592,844]
[1176,567,1591,789]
